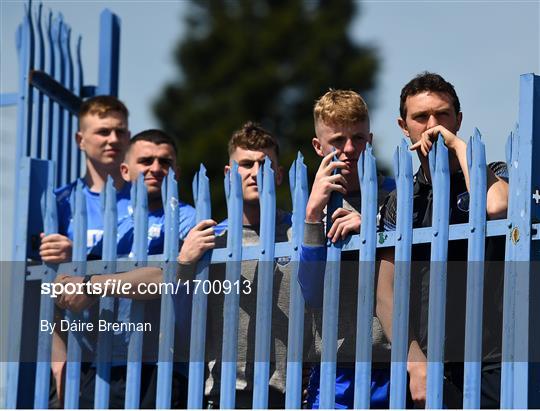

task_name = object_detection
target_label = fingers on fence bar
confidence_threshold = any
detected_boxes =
[463,129,487,409]
[220,162,243,408]
[389,139,414,409]
[252,158,276,409]
[319,156,344,409]
[188,165,211,409]
[426,137,450,409]
[156,171,180,408]
[354,144,378,409]
[285,153,308,409]
[34,163,58,408]
[64,180,88,409]
[125,174,148,409]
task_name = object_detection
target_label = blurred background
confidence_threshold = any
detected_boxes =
[1,0,539,258]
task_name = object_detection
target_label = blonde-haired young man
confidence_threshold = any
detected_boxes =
[299,90,395,409]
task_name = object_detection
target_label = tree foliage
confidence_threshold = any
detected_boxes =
[154,0,379,219]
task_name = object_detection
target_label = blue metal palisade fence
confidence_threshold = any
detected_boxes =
[1,3,539,410]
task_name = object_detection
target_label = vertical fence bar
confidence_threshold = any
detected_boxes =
[220,163,243,409]
[59,22,71,186]
[93,177,118,408]
[463,129,487,409]
[30,3,45,159]
[156,171,179,408]
[354,144,378,408]
[71,35,83,181]
[187,165,212,409]
[33,163,58,408]
[43,10,55,161]
[252,158,277,408]
[22,4,35,159]
[51,15,64,186]
[285,153,308,409]
[97,10,120,96]
[501,127,518,409]
[319,156,344,409]
[63,180,88,409]
[501,73,539,408]
[125,175,149,409]
[426,137,450,409]
[389,139,414,409]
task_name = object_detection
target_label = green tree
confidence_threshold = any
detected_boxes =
[154,0,379,219]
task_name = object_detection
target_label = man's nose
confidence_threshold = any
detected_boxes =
[150,159,164,174]
[343,137,356,154]
[427,114,439,129]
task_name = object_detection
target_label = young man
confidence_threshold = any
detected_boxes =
[376,72,508,408]
[51,129,196,408]
[40,95,131,263]
[298,90,395,409]
[193,121,299,409]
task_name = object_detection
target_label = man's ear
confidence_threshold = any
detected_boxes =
[397,118,409,137]
[368,132,373,144]
[275,165,284,187]
[456,112,463,132]
[224,164,231,176]
[75,131,84,150]
[120,163,130,182]
[312,137,324,157]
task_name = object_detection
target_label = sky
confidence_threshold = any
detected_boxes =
[1,0,539,261]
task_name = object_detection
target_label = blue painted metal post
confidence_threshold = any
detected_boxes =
[319,156,344,409]
[187,165,212,409]
[60,22,73,185]
[125,175,149,409]
[463,130,487,409]
[501,127,518,409]
[389,139,414,409]
[30,4,45,159]
[156,171,180,408]
[285,153,308,409]
[253,158,277,408]
[97,9,120,96]
[93,177,118,408]
[33,163,58,408]
[426,137,450,409]
[501,73,540,408]
[354,144,378,408]
[64,180,88,409]
[220,163,244,409]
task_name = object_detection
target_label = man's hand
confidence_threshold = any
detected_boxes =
[39,233,73,264]
[177,219,217,264]
[408,357,427,407]
[409,125,465,157]
[306,151,348,223]
[54,274,97,312]
[327,208,361,243]
[51,359,66,406]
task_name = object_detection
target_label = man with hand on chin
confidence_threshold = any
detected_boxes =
[376,72,508,408]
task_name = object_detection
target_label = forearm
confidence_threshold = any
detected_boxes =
[298,221,327,308]
[375,249,395,341]
[449,138,470,192]
[486,170,508,219]
[90,267,163,300]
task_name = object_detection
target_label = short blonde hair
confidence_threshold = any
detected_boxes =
[313,89,369,127]
[78,95,129,126]
[228,121,279,157]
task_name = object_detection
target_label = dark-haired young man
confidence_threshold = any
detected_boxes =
[376,72,508,408]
